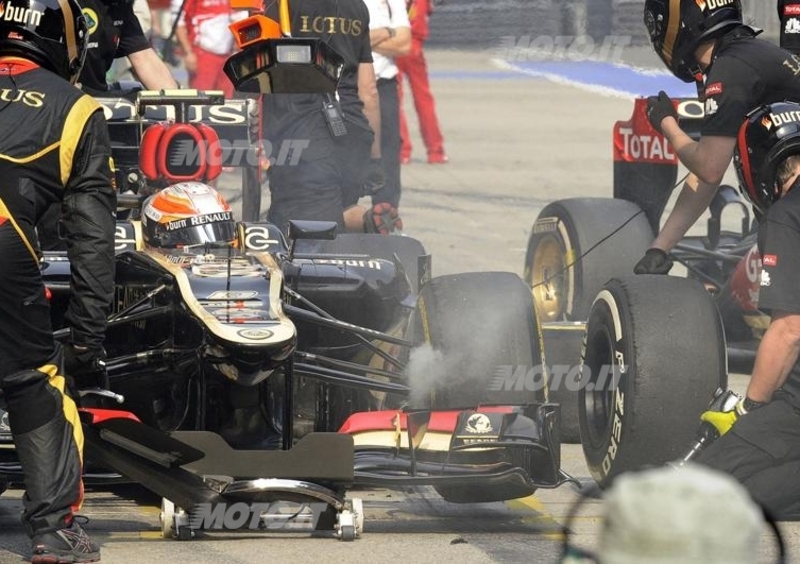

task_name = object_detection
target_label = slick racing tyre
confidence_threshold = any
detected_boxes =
[524,198,652,322]
[579,276,726,488]
[409,272,545,504]
[409,272,544,410]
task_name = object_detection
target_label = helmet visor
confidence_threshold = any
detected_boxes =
[158,212,237,248]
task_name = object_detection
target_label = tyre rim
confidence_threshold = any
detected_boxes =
[582,325,615,448]
[531,235,568,321]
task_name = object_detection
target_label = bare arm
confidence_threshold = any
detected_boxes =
[174,25,197,73]
[651,172,719,251]
[746,311,800,402]
[660,117,737,185]
[370,27,411,57]
[127,48,179,89]
[357,61,381,158]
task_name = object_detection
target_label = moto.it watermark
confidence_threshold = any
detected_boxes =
[169,138,311,168]
[488,364,622,393]
[188,501,328,531]
[493,35,631,63]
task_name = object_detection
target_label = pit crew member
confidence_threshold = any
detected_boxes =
[261,0,388,234]
[0,0,117,560]
[634,0,800,274]
[78,0,178,94]
[363,0,411,217]
[696,101,800,520]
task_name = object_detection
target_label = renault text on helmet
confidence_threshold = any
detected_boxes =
[141,182,238,249]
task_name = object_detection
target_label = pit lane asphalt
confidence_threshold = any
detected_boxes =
[0,48,791,563]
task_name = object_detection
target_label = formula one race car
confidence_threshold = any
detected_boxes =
[0,90,573,541]
[524,97,747,487]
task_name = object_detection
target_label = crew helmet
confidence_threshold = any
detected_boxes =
[141,182,237,249]
[643,0,743,83]
[734,101,800,216]
[0,0,88,83]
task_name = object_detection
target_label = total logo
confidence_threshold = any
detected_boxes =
[695,0,735,10]
[0,1,43,26]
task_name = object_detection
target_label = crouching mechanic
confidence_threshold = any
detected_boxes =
[0,0,116,561]
[695,102,800,520]
[634,0,800,274]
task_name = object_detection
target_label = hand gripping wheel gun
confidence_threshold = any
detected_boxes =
[676,388,741,466]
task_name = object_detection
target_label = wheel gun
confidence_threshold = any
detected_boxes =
[677,388,741,466]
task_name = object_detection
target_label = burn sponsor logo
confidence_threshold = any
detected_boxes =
[695,0,734,10]
[760,270,772,287]
[769,110,800,127]
[166,211,232,231]
[705,97,719,115]
[0,1,43,26]
[787,17,800,34]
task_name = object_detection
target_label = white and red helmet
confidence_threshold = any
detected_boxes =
[141,182,237,249]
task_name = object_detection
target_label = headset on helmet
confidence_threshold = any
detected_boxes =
[0,0,88,83]
[734,101,800,217]
[141,182,237,249]
[643,0,743,83]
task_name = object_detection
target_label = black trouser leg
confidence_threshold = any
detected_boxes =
[3,360,84,535]
[0,221,83,536]
[373,77,401,208]
[697,398,800,519]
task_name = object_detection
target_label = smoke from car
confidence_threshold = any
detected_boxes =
[404,343,448,407]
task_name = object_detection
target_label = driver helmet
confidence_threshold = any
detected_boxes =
[734,101,800,216]
[0,0,88,83]
[141,182,237,249]
[643,0,743,83]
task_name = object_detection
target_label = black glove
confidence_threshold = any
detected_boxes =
[63,344,110,390]
[362,158,387,196]
[646,91,677,134]
[364,202,403,235]
[633,248,673,275]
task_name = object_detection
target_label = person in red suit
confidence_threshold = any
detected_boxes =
[396,0,448,164]
[173,0,245,97]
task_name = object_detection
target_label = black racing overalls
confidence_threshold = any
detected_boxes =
[0,56,115,535]
[261,0,375,232]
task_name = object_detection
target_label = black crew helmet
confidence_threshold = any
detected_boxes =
[643,0,743,83]
[734,101,800,216]
[0,0,88,83]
